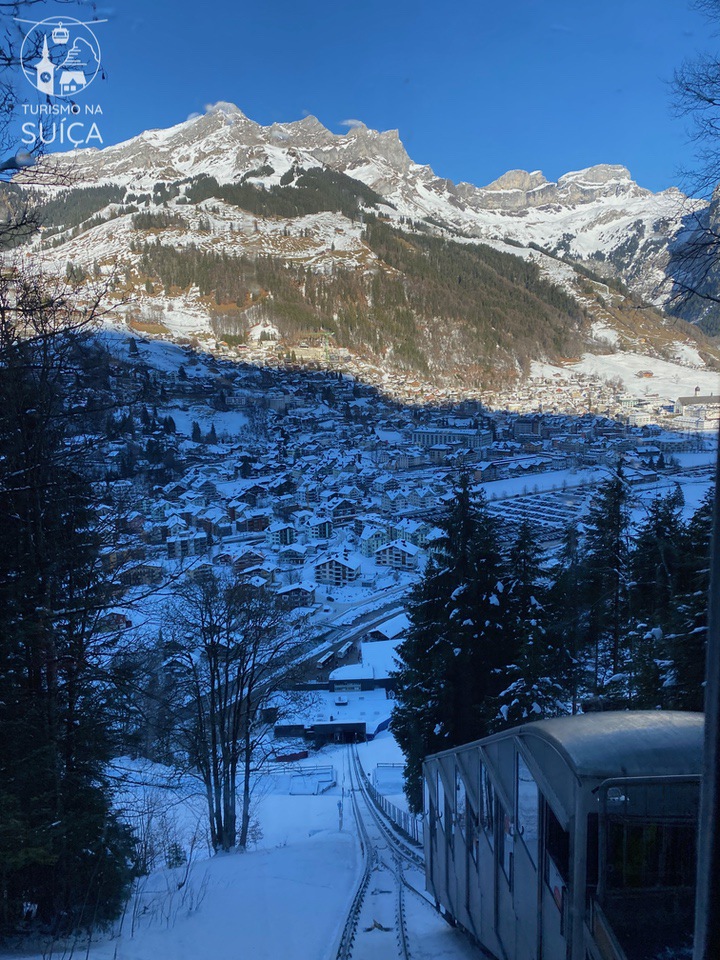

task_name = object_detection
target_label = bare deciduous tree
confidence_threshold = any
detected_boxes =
[166,573,308,852]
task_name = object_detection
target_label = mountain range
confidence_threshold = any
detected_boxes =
[10,103,720,388]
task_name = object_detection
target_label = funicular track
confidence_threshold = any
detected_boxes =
[334,745,432,960]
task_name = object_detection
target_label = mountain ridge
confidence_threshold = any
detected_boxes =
[9,103,718,390]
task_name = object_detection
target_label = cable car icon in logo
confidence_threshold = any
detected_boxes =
[17,16,105,99]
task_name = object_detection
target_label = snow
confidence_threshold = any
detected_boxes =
[92,829,357,960]
[590,321,620,348]
[532,352,720,402]
[35,731,462,960]
[19,752,361,960]
[480,466,603,500]
[366,610,410,640]
[280,688,393,736]
[361,639,402,678]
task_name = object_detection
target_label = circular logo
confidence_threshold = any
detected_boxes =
[20,17,101,99]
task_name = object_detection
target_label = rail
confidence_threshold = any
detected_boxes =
[334,751,372,960]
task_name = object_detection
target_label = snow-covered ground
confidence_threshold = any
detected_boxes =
[532,352,720,402]
[22,738,420,960]
[11,732,450,960]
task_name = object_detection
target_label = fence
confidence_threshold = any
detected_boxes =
[361,764,424,847]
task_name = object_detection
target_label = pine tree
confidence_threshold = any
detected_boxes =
[582,463,631,680]
[497,522,566,725]
[0,274,136,935]
[658,486,713,710]
[392,477,513,811]
[546,521,585,712]
[191,420,202,443]
[631,486,686,623]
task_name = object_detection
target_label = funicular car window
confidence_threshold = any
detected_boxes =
[516,752,539,865]
[480,763,495,849]
[456,766,468,839]
[544,801,569,909]
[498,801,513,883]
[607,820,697,889]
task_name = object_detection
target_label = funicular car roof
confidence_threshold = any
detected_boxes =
[517,710,704,781]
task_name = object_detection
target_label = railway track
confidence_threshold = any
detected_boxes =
[334,745,424,960]
[334,746,480,960]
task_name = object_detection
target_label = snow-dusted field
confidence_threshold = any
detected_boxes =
[14,735,441,960]
[533,352,720,402]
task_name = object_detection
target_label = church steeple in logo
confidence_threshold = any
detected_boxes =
[35,34,55,96]
[18,16,104,99]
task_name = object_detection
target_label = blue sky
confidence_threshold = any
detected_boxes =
[8,0,712,192]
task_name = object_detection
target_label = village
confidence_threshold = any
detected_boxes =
[85,329,718,749]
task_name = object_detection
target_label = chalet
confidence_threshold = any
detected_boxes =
[374,539,419,571]
[407,486,435,510]
[97,611,133,633]
[390,518,431,547]
[429,443,451,465]
[328,497,357,524]
[372,474,400,495]
[198,506,233,540]
[237,563,276,585]
[166,532,209,560]
[278,544,308,566]
[314,554,361,586]
[266,522,297,548]
[382,489,408,512]
[276,583,316,608]
[233,550,265,576]
[236,509,271,534]
[308,516,334,540]
[121,511,146,535]
[165,514,189,538]
[359,526,388,557]
[241,484,269,507]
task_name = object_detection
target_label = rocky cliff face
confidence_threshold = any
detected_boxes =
[23,103,710,323]
[12,102,718,390]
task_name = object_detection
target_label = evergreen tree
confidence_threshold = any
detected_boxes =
[631,486,686,623]
[0,274,136,936]
[191,420,202,443]
[392,477,513,811]
[497,522,566,725]
[582,463,631,680]
[546,521,585,712]
[658,486,713,710]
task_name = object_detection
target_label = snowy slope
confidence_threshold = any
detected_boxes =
[29,103,703,310]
